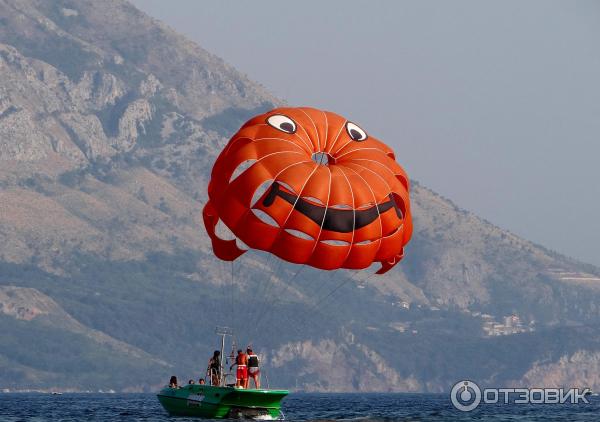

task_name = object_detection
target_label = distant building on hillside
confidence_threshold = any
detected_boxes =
[482,313,531,337]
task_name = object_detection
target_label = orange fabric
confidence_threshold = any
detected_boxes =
[203,107,413,274]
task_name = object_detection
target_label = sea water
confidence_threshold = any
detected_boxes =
[0,392,598,421]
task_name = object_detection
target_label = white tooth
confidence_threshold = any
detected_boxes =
[251,209,279,228]
[278,181,296,193]
[302,196,324,205]
[251,180,274,207]
[230,159,257,183]
[285,229,314,241]
[320,239,350,246]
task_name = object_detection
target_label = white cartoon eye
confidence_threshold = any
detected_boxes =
[346,122,368,141]
[267,115,297,134]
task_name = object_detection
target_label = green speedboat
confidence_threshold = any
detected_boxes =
[157,384,288,419]
[157,327,288,418]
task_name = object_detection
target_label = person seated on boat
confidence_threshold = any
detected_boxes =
[188,379,195,385]
[207,350,221,386]
[169,375,178,388]
[198,378,205,385]
[230,349,248,388]
[246,347,260,389]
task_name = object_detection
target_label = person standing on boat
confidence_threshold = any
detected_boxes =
[247,347,260,389]
[230,349,248,388]
[207,350,221,386]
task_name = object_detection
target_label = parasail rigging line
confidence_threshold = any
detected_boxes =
[249,263,306,341]
[230,260,236,334]
[243,252,285,340]
[245,154,322,335]
[285,267,377,340]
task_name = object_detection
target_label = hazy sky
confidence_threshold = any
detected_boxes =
[132,0,600,266]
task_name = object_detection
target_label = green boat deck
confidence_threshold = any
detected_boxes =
[157,384,289,418]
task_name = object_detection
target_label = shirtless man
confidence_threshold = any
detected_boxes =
[230,349,248,388]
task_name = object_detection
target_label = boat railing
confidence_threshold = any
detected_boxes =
[222,372,236,387]
[207,367,218,386]
[207,367,237,387]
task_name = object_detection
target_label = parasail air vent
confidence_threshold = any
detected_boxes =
[312,152,334,166]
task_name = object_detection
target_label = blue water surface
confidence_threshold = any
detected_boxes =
[0,392,598,421]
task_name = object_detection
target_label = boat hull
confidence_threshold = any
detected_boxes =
[157,384,288,419]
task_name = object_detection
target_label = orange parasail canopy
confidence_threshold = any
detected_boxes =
[203,107,412,274]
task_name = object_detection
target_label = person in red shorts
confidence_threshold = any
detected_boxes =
[230,349,247,388]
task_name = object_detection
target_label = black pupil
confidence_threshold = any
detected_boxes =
[350,128,362,140]
[279,122,294,132]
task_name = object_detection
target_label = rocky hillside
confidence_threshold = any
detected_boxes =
[1,0,600,392]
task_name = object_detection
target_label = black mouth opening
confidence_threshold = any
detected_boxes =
[261,182,403,233]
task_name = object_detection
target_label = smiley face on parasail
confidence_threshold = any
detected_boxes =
[203,107,412,274]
